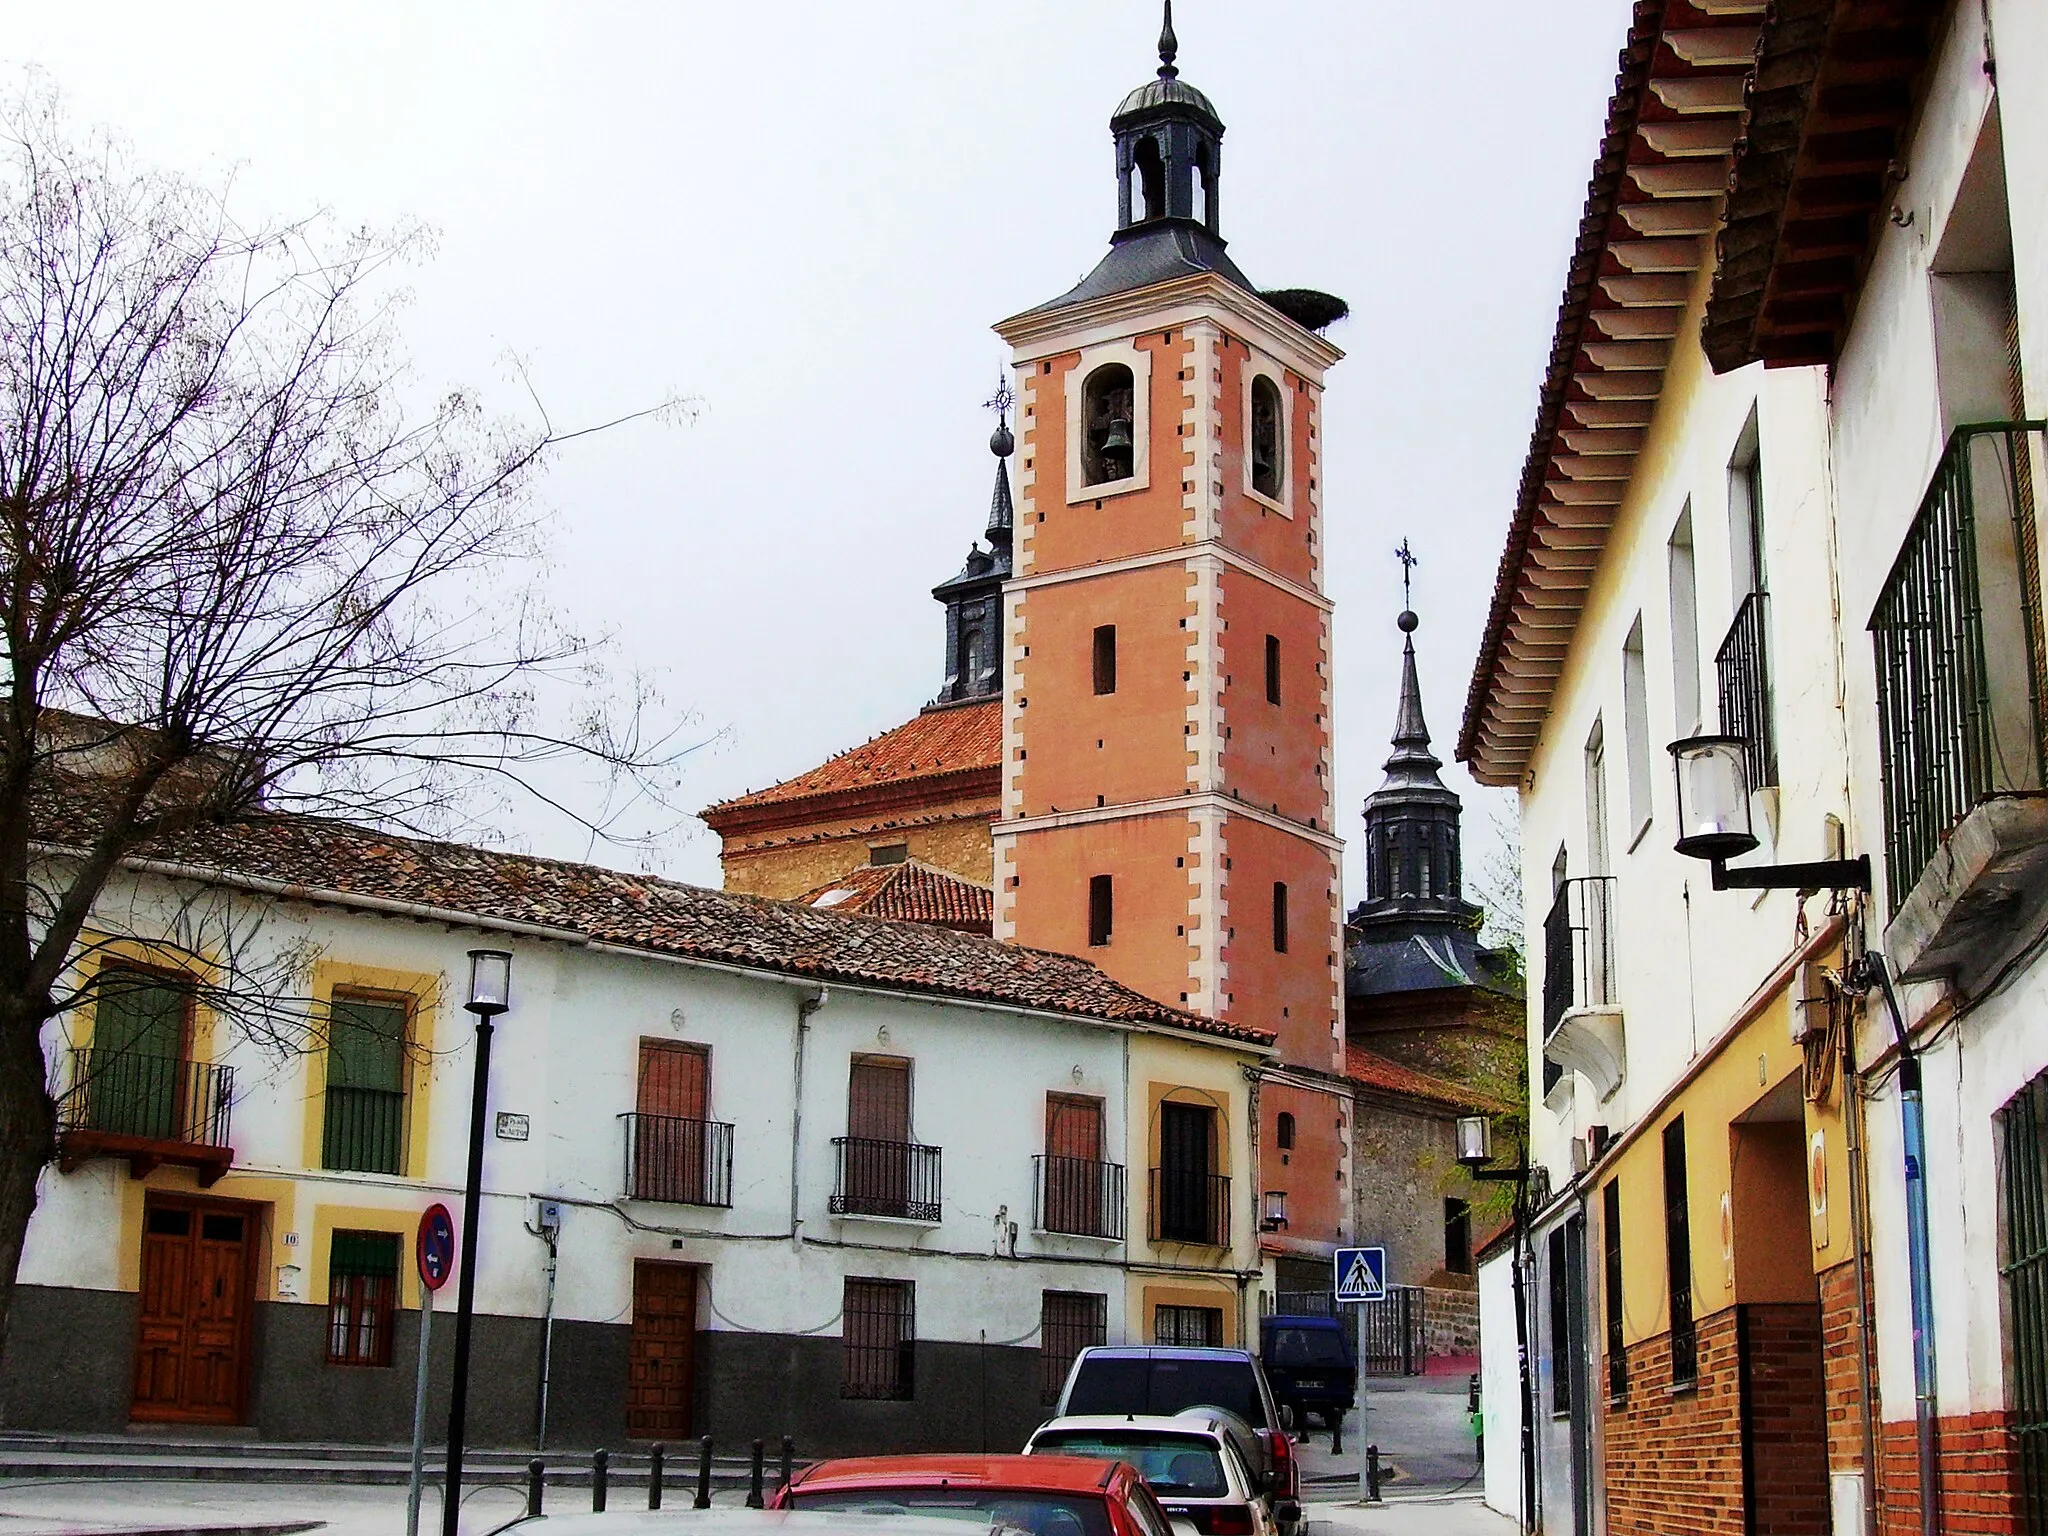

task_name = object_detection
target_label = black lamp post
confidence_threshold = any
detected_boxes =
[442,948,511,1536]
[1457,1114,1536,1536]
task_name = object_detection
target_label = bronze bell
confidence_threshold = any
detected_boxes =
[1252,444,1275,480]
[1102,417,1133,454]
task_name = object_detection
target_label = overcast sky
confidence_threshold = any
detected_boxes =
[4,2,1630,907]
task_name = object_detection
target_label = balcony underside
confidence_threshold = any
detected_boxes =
[1545,1007,1626,1103]
[1886,794,2048,1000]
[57,1128,233,1186]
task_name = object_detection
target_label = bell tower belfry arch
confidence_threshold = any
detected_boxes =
[993,6,1352,1257]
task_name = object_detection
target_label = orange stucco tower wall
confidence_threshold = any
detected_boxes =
[992,278,1350,1250]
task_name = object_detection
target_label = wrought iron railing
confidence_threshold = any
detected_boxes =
[1715,590,1777,790]
[2000,1075,2048,1532]
[58,1048,232,1147]
[1149,1167,1229,1246]
[830,1136,942,1222]
[1872,421,2048,901]
[1541,875,1617,1039]
[621,1113,734,1207]
[1033,1155,1127,1240]
[322,1083,406,1176]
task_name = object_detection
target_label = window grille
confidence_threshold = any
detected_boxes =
[1041,1291,1108,1403]
[328,1229,401,1367]
[1549,1227,1573,1413]
[1154,1305,1223,1347]
[323,994,408,1175]
[842,1278,914,1400]
[2000,1074,2048,1532]
[1604,1178,1627,1404]
[1663,1118,1696,1387]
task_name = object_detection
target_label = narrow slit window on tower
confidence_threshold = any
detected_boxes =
[1276,1112,1295,1151]
[1093,625,1117,695]
[1088,875,1113,948]
[1272,882,1289,953]
[1082,364,1136,486]
[1250,375,1284,500]
[1265,635,1281,705]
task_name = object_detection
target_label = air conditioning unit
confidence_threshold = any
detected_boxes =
[1571,1137,1591,1175]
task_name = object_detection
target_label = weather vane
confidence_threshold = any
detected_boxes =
[983,371,1014,425]
[1396,538,1418,611]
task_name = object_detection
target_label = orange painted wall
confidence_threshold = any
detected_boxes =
[1261,1082,1347,1246]
[1215,814,1341,1073]
[1002,814,1203,1010]
[1018,331,1195,577]
[1213,339,1318,587]
[1217,571,1330,828]
[1012,563,1196,816]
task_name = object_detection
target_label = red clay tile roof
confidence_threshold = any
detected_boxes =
[1345,1044,1507,1115]
[64,801,1266,1046]
[798,861,994,935]
[701,700,1001,829]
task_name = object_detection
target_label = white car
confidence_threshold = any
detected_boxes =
[1024,1413,1281,1536]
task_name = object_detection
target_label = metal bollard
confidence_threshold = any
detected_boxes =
[527,1458,545,1518]
[696,1435,714,1510]
[1330,1408,1343,1457]
[593,1448,610,1513]
[1365,1444,1381,1502]
[747,1439,766,1508]
[650,1443,666,1511]
[781,1436,795,1493]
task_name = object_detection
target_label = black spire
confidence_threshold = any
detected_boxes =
[1157,0,1179,78]
[930,393,1015,708]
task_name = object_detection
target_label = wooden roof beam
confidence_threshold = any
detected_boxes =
[1638,119,1740,157]
[1628,162,1732,199]
[1648,76,1749,114]
[1565,399,1655,428]
[1599,272,1695,307]
[1559,426,1646,455]
[1664,26,1762,68]
[1619,199,1724,238]
[1590,307,1680,341]
[1610,239,1704,273]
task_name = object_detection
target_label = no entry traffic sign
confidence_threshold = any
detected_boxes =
[417,1203,455,1291]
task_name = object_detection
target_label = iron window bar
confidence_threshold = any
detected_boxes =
[1715,590,1777,791]
[620,1113,735,1208]
[1148,1168,1229,1246]
[1541,875,1617,1042]
[830,1136,942,1223]
[1033,1155,1127,1240]
[57,1047,234,1149]
[1871,420,2048,901]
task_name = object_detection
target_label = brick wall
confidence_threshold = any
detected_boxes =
[1605,1311,1747,1536]
[1603,1304,1830,1536]
[1877,1411,2024,1535]
[1741,1302,1830,1536]
[1818,1259,1877,1478]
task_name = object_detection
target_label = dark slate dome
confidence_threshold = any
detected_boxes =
[1113,75,1221,128]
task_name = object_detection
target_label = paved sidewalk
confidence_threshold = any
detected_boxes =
[1302,1496,1513,1536]
[0,1477,531,1535]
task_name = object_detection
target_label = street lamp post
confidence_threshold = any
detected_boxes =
[1457,1114,1536,1536]
[441,949,511,1536]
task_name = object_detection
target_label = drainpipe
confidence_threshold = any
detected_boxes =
[1841,994,1880,1536]
[533,1210,561,1450]
[791,989,828,1236]
[1855,953,1939,1536]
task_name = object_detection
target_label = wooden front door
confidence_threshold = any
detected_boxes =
[1045,1094,1105,1234]
[133,1198,254,1423]
[626,1260,697,1440]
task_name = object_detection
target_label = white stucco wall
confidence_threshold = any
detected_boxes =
[1477,1243,1522,1520]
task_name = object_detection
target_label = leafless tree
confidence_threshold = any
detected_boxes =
[0,83,699,1349]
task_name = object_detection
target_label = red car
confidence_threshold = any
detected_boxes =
[772,1453,1183,1536]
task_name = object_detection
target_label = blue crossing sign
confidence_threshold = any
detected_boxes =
[1333,1246,1387,1303]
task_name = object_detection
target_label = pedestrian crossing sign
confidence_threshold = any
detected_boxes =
[1333,1246,1387,1302]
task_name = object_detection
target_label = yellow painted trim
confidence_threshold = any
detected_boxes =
[1145,1081,1234,1175]
[69,931,223,1063]
[304,960,444,1181]
[308,1201,425,1311]
[1140,1282,1241,1347]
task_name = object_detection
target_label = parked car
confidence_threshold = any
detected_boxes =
[1257,1313,1356,1431]
[523,1513,969,1534]
[1046,1346,1297,1528]
[772,1453,1183,1536]
[1025,1412,1279,1536]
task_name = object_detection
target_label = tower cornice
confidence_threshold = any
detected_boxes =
[995,272,1343,374]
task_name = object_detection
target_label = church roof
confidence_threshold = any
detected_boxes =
[1028,221,1256,316]
[700,699,1002,829]
[797,859,993,935]
[1346,924,1515,1001]
[1345,1043,1508,1115]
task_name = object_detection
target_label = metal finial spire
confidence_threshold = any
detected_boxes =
[983,371,1014,458]
[1157,0,1179,79]
[1396,539,1419,620]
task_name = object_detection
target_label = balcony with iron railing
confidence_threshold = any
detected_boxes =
[830,1136,942,1223]
[1873,421,2048,996]
[621,1113,734,1208]
[1716,590,1777,793]
[1541,875,1624,1105]
[56,1047,234,1184]
[1148,1167,1229,1247]
[1032,1154,1127,1241]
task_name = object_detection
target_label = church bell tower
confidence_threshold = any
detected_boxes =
[993,6,1352,1259]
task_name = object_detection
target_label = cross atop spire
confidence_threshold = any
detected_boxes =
[1157,0,1179,79]
[1396,538,1418,614]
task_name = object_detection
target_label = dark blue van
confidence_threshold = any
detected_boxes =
[1259,1314,1356,1430]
